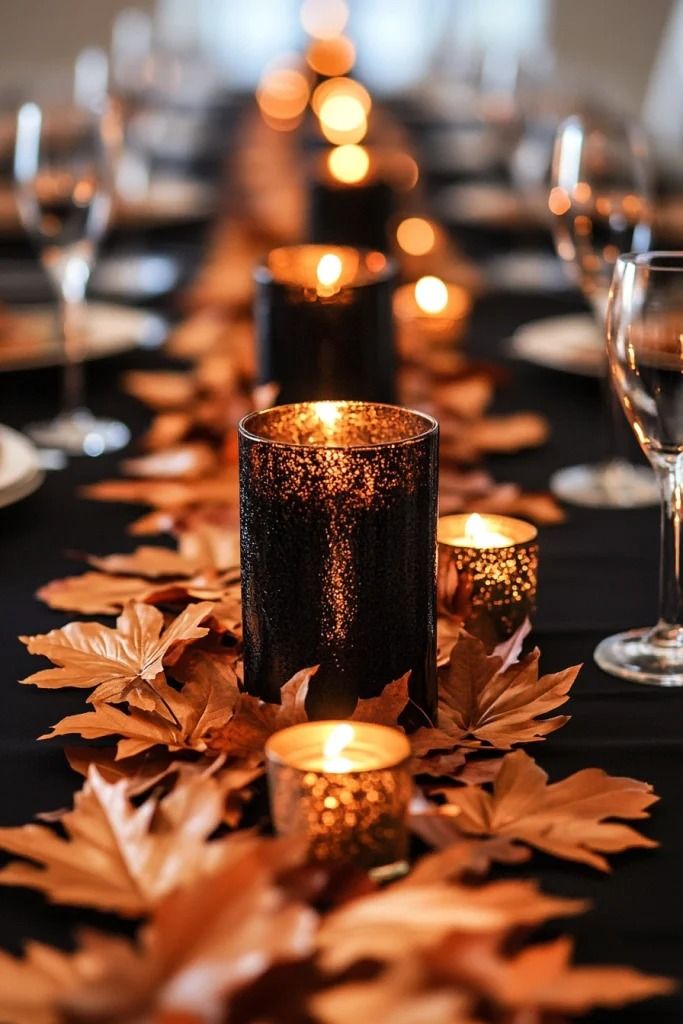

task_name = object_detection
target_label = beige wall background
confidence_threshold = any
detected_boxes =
[0,0,675,119]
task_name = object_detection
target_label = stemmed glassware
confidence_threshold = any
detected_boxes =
[595,252,683,685]
[13,90,130,456]
[548,110,658,507]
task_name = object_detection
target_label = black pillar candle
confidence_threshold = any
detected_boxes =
[239,401,438,722]
[255,245,397,405]
[310,176,395,251]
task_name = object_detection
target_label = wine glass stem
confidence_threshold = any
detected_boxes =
[652,454,683,646]
[58,255,90,415]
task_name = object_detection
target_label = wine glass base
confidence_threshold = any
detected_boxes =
[550,462,658,508]
[595,628,683,687]
[25,409,130,457]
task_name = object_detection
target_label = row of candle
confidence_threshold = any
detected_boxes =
[240,399,538,873]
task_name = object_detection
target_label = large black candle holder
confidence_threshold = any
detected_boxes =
[254,245,397,405]
[239,401,438,722]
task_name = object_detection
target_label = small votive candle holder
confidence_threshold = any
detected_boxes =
[394,276,472,362]
[437,513,538,646]
[265,720,412,876]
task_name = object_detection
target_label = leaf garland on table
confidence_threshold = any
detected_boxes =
[1,113,673,1024]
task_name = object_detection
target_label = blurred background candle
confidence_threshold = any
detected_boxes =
[394,274,472,361]
[437,513,538,647]
[266,720,412,873]
[254,244,397,404]
[239,400,438,720]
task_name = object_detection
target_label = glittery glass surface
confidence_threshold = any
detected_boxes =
[239,402,438,720]
[437,516,538,647]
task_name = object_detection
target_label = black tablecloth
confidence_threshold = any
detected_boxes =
[0,218,681,1022]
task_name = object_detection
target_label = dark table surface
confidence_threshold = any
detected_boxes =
[0,120,681,1023]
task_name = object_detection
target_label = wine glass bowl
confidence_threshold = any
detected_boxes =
[548,110,658,508]
[595,251,683,685]
[14,98,130,456]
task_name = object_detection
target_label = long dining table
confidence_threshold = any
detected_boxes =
[0,99,681,1024]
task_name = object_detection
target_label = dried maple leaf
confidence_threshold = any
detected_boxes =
[207,667,317,759]
[37,572,157,615]
[431,750,659,871]
[433,933,674,1015]
[82,474,237,511]
[466,487,565,525]
[64,748,260,827]
[348,673,411,725]
[22,602,214,716]
[311,960,478,1024]
[406,832,529,883]
[0,766,254,915]
[316,875,584,972]
[121,442,220,481]
[0,836,316,1024]
[87,545,202,579]
[42,659,240,759]
[411,631,579,759]
[123,369,196,410]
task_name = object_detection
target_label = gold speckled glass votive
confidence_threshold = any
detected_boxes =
[265,721,412,876]
[239,401,438,722]
[437,513,538,646]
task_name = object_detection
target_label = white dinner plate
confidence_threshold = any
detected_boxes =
[436,183,547,231]
[0,425,44,509]
[0,302,166,372]
[509,313,605,377]
[0,178,217,234]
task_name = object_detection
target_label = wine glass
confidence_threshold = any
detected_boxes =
[595,252,683,685]
[13,96,130,456]
[548,110,658,507]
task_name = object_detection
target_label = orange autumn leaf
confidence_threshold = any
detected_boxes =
[42,658,240,759]
[123,369,196,410]
[207,667,317,759]
[433,932,674,1014]
[21,602,214,716]
[82,475,236,511]
[428,750,659,872]
[316,875,584,972]
[0,836,316,1024]
[0,766,255,915]
[412,631,579,758]
[121,443,220,481]
[88,545,202,579]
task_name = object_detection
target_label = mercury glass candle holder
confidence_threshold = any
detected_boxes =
[266,720,412,876]
[309,150,395,250]
[239,400,438,722]
[254,245,397,405]
[437,513,538,647]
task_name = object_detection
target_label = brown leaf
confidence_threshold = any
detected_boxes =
[349,673,411,725]
[37,572,157,615]
[121,443,220,481]
[0,836,316,1023]
[467,487,565,525]
[0,766,252,915]
[412,631,579,758]
[316,875,584,972]
[466,413,550,454]
[42,658,240,759]
[311,960,477,1024]
[207,667,317,759]
[434,750,659,871]
[22,602,213,715]
[434,933,674,1014]
[123,370,196,410]
[82,475,237,511]
[406,833,529,883]
[87,546,201,579]
[433,377,493,421]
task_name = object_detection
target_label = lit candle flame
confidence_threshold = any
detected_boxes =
[322,722,355,771]
[313,400,341,429]
[414,275,449,315]
[464,513,487,544]
[316,252,343,293]
[462,513,512,548]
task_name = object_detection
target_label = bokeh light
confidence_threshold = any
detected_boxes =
[319,94,367,145]
[327,144,370,184]
[306,36,355,77]
[396,217,436,255]
[415,276,449,315]
[256,59,310,130]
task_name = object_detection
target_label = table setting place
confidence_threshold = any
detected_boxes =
[0,2,681,1023]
